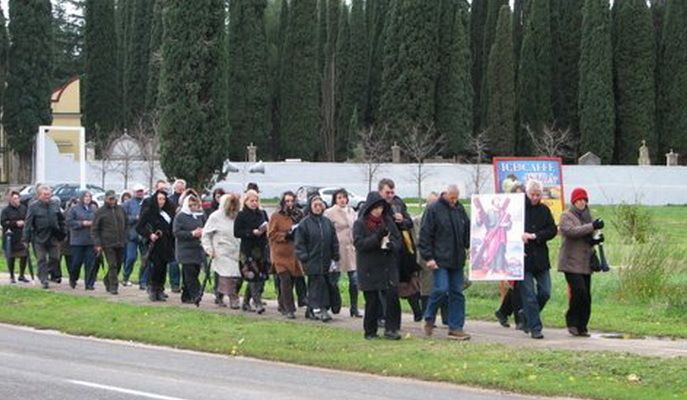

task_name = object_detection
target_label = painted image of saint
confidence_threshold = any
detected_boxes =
[472,196,512,274]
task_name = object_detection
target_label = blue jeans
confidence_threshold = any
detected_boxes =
[423,267,466,331]
[123,239,145,282]
[168,259,180,288]
[70,245,96,288]
[519,269,551,333]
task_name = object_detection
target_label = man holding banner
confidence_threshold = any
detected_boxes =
[520,180,557,339]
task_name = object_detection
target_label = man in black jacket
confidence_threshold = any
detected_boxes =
[22,185,65,289]
[419,185,471,340]
[519,180,557,339]
[2,191,29,283]
[92,190,128,295]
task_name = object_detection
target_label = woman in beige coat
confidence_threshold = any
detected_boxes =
[201,194,242,309]
[558,187,605,337]
[324,189,361,317]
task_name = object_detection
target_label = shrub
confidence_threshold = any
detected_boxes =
[610,203,653,243]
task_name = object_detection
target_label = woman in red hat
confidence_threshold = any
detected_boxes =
[558,188,605,337]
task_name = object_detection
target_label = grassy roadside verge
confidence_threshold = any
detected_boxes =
[0,286,684,400]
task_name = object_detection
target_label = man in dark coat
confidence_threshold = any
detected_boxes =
[419,184,471,340]
[519,180,558,339]
[2,191,29,283]
[353,191,403,340]
[92,190,127,295]
[22,185,65,288]
[295,195,340,322]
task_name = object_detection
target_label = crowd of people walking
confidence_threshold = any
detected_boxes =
[3,177,605,341]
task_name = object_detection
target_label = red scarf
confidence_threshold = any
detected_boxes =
[366,214,384,232]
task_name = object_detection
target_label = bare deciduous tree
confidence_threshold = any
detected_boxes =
[132,112,162,191]
[525,123,577,159]
[400,123,446,206]
[461,130,491,196]
[108,130,142,189]
[353,124,389,193]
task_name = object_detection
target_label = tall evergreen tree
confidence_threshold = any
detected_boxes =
[268,0,289,159]
[516,0,553,155]
[479,0,507,126]
[123,0,153,127]
[227,0,272,161]
[346,0,367,129]
[0,8,8,111]
[657,0,687,156]
[436,0,472,155]
[317,0,327,76]
[280,0,319,159]
[144,0,162,113]
[335,4,351,158]
[159,0,229,187]
[380,1,439,140]
[512,0,526,67]
[52,0,85,87]
[578,0,615,163]
[469,0,486,134]
[364,0,386,126]
[115,0,134,129]
[612,0,656,164]
[3,0,53,181]
[551,0,582,135]
[320,0,340,161]
[84,0,120,147]
[485,5,515,157]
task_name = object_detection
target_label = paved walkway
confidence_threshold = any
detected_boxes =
[2,275,685,359]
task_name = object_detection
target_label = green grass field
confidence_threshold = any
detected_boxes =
[1,286,684,400]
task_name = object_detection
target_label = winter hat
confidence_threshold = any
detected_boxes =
[105,190,117,200]
[570,188,588,204]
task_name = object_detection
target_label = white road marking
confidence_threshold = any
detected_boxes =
[67,380,189,400]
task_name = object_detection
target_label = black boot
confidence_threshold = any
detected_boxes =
[349,286,362,318]
[408,294,423,322]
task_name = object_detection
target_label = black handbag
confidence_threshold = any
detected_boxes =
[590,249,602,272]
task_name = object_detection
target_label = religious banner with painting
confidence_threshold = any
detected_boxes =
[492,157,565,223]
[469,193,525,281]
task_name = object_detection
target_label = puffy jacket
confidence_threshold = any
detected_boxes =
[524,197,557,273]
[92,204,127,248]
[418,197,470,269]
[66,202,97,246]
[295,208,340,276]
[353,192,401,291]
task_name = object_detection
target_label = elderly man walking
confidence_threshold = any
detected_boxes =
[22,185,65,289]
[419,185,471,340]
[92,190,128,295]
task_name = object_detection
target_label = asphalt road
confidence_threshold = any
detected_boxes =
[0,324,555,400]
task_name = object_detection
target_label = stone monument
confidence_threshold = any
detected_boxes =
[247,143,257,163]
[578,151,601,165]
[666,149,679,166]
[638,140,651,166]
[391,142,401,163]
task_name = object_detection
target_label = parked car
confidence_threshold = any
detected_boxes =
[53,184,105,209]
[317,187,366,210]
[19,183,65,207]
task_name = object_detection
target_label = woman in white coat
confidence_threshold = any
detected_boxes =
[324,189,361,317]
[201,194,242,308]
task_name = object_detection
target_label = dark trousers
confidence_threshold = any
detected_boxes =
[421,295,448,325]
[168,259,180,288]
[363,289,401,335]
[103,247,124,292]
[181,263,201,302]
[70,245,96,287]
[565,272,592,332]
[520,270,552,333]
[347,271,359,312]
[149,257,168,292]
[307,274,329,311]
[7,257,27,279]
[278,272,296,314]
[294,276,307,306]
[33,241,60,284]
[497,283,523,323]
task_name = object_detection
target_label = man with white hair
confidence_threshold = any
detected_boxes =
[22,185,65,289]
[519,179,557,339]
[419,184,471,340]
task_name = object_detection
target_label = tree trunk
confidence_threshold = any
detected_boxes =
[18,152,33,185]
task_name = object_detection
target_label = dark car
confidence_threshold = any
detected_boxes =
[53,184,105,209]
[295,185,322,209]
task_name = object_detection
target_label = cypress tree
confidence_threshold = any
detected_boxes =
[485,5,515,157]
[469,0,486,135]
[479,0,507,126]
[657,1,687,156]
[0,8,8,111]
[115,0,134,129]
[512,0,526,67]
[612,0,656,164]
[84,0,120,147]
[578,0,615,163]
[346,0,367,129]
[145,0,162,113]
[123,0,153,127]
[335,4,351,158]
[280,0,319,159]
[436,0,472,155]
[551,0,582,135]
[3,0,53,181]
[227,0,272,161]
[52,0,84,88]
[269,0,289,159]
[364,0,386,126]
[317,0,327,76]
[159,0,229,188]
[516,0,553,155]
[380,1,439,140]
